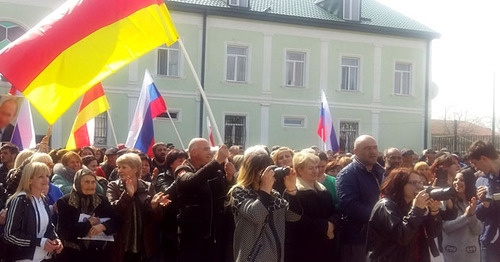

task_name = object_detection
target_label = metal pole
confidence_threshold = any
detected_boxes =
[178,38,224,144]
[107,110,119,146]
[493,72,496,145]
[165,109,186,150]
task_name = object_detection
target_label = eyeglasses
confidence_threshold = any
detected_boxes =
[407,180,424,187]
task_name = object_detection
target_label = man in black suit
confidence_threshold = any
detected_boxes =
[0,99,18,142]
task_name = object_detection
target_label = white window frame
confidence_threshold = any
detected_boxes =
[340,56,360,91]
[156,41,182,77]
[223,113,248,148]
[283,116,307,128]
[343,0,361,21]
[394,62,412,96]
[225,44,249,83]
[157,109,182,122]
[228,0,249,7]
[284,49,308,88]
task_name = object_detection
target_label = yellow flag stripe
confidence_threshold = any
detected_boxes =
[23,4,179,124]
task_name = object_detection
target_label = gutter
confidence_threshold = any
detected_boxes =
[166,2,440,40]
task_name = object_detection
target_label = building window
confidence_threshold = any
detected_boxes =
[226,45,248,82]
[94,112,108,146]
[341,57,359,91]
[343,0,361,21]
[285,51,306,87]
[157,110,180,121]
[283,117,305,127]
[224,115,246,148]
[157,42,181,77]
[394,63,412,95]
[228,0,249,7]
[339,121,358,152]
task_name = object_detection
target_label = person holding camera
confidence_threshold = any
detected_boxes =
[441,167,482,262]
[285,151,338,262]
[367,168,442,262]
[175,139,235,262]
[467,140,500,262]
[230,146,301,262]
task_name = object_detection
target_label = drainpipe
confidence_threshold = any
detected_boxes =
[424,39,431,149]
[198,10,208,137]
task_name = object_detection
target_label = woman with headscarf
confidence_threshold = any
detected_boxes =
[56,168,121,262]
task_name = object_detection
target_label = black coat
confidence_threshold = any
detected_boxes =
[56,193,122,260]
[367,198,442,262]
[285,185,338,262]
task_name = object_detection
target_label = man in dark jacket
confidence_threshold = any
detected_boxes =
[175,138,234,262]
[336,135,384,262]
[468,140,500,262]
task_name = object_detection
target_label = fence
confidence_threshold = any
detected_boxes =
[432,134,500,156]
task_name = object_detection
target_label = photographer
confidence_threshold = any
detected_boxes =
[230,146,301,262]
[467,140,500,262]
[285,151,338,262]
[367,168,442,262]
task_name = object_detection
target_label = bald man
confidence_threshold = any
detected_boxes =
[336,135,385,262]
[175,138,234,262]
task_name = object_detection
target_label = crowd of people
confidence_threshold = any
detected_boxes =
[0,135,499,262]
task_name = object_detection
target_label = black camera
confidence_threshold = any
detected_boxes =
[424,186,457,201]
[271,165,290,180]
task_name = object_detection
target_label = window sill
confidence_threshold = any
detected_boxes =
[282,85,307,89]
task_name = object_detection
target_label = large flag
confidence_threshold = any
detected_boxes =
[66,83,110,150]
[317,90,339,152]
[125,70,166,156]
[9,89,36,150]
[0,0,179,124]
[207,116,215,147]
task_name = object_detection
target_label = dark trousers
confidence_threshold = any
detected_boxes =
[178,235,216,262]
[481,242,500,262]
[340,243,367,262]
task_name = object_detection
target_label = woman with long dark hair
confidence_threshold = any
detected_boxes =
[367,168,442,262]
[441,167,481,262]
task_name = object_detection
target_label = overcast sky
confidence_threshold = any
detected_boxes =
[377,0,500,125]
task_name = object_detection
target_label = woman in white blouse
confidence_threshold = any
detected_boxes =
[3,162,63,261]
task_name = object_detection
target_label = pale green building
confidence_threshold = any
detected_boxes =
[0,0,438,152]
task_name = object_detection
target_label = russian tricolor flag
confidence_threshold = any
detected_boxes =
[125,70,166,156]
[317,90,339,152]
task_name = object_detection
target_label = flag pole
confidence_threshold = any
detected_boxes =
[165,109,186,150]
[177,39,223,144]
[107,110,119,146]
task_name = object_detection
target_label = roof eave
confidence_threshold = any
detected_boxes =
[166,2,440,40]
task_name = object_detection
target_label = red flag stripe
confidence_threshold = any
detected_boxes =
[0,0,159,91]
[79,83,106,111]
[73,123,91,148]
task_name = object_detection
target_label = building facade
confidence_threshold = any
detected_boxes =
[0,0,438,152]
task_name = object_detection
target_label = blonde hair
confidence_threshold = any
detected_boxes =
[228,146,273,205]
[31,152,54,165]
[271,147,294,166]
[7,162,50,204]
[116,153,141,177]
[293,151,319,176]
[14,149,35,169]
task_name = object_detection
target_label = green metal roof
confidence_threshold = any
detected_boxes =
[166,0,440,39]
